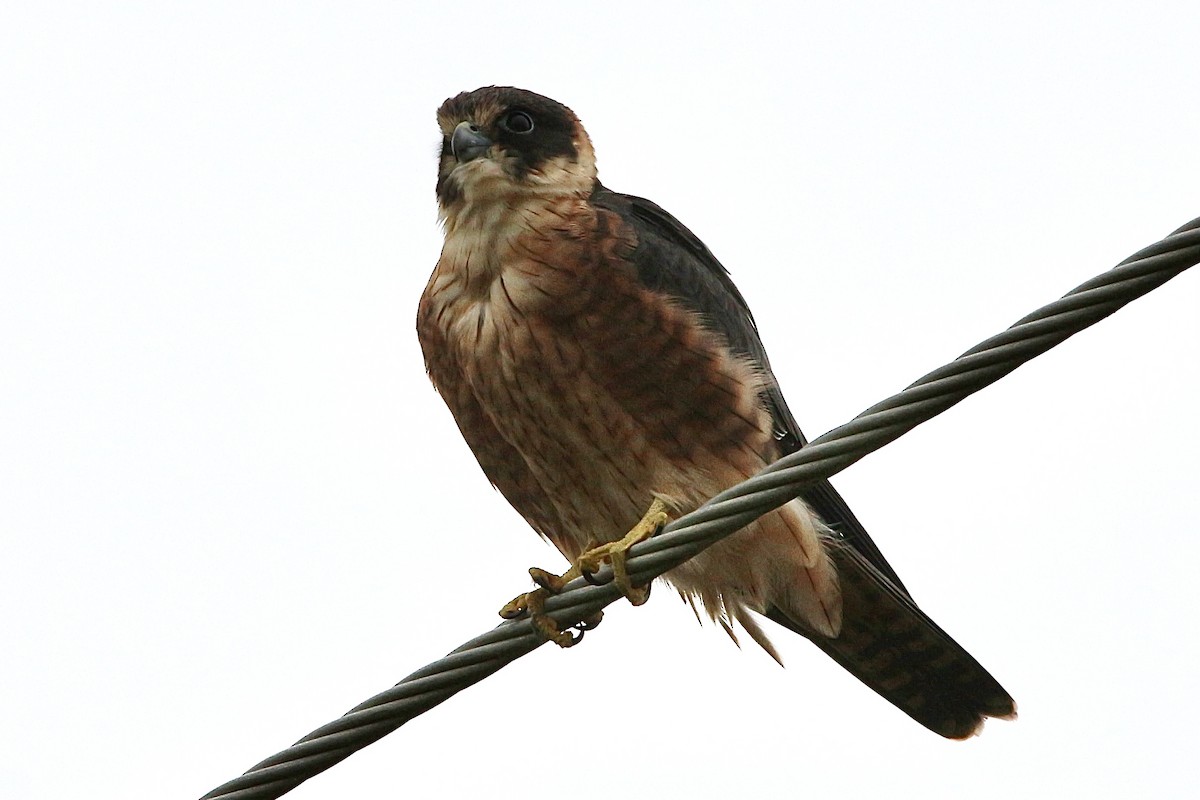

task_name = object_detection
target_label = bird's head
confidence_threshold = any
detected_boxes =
[435,87,597,223]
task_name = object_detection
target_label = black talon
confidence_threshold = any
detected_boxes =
[581,566,606,586]
[575,611,604,630]
[529,567,557,592]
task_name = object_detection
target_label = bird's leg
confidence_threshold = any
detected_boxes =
[497,499,670,647]
[577,497,671,607]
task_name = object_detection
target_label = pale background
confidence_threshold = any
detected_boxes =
[2,3,1198,798]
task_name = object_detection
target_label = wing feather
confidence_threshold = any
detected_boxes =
[590,184,908,592]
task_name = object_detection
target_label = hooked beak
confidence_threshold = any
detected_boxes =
[451,121,492,163]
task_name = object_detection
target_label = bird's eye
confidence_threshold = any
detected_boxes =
[502,110,535,134]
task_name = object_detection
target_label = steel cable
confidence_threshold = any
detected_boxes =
[201,216,1200,800]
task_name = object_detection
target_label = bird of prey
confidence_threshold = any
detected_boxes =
[417,86,1015,738]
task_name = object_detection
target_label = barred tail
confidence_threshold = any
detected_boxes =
[767,542,1015,739]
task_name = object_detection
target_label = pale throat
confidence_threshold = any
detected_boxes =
[436,154,596,293]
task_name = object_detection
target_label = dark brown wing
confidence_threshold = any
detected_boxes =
[589,183,906,590]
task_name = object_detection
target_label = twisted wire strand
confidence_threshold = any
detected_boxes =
[201,217,1200,800]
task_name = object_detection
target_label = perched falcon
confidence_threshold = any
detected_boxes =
[417,86,1015,738]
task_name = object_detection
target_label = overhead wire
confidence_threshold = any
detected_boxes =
[201,216,1200,800]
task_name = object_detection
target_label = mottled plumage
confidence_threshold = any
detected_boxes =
[417,86,1014,738]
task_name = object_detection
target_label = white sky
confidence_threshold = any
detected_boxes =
[2,3,1198,799]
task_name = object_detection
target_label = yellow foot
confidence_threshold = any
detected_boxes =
[499,583,600,647]
[497,498,670,646]
[578,497,671,607]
